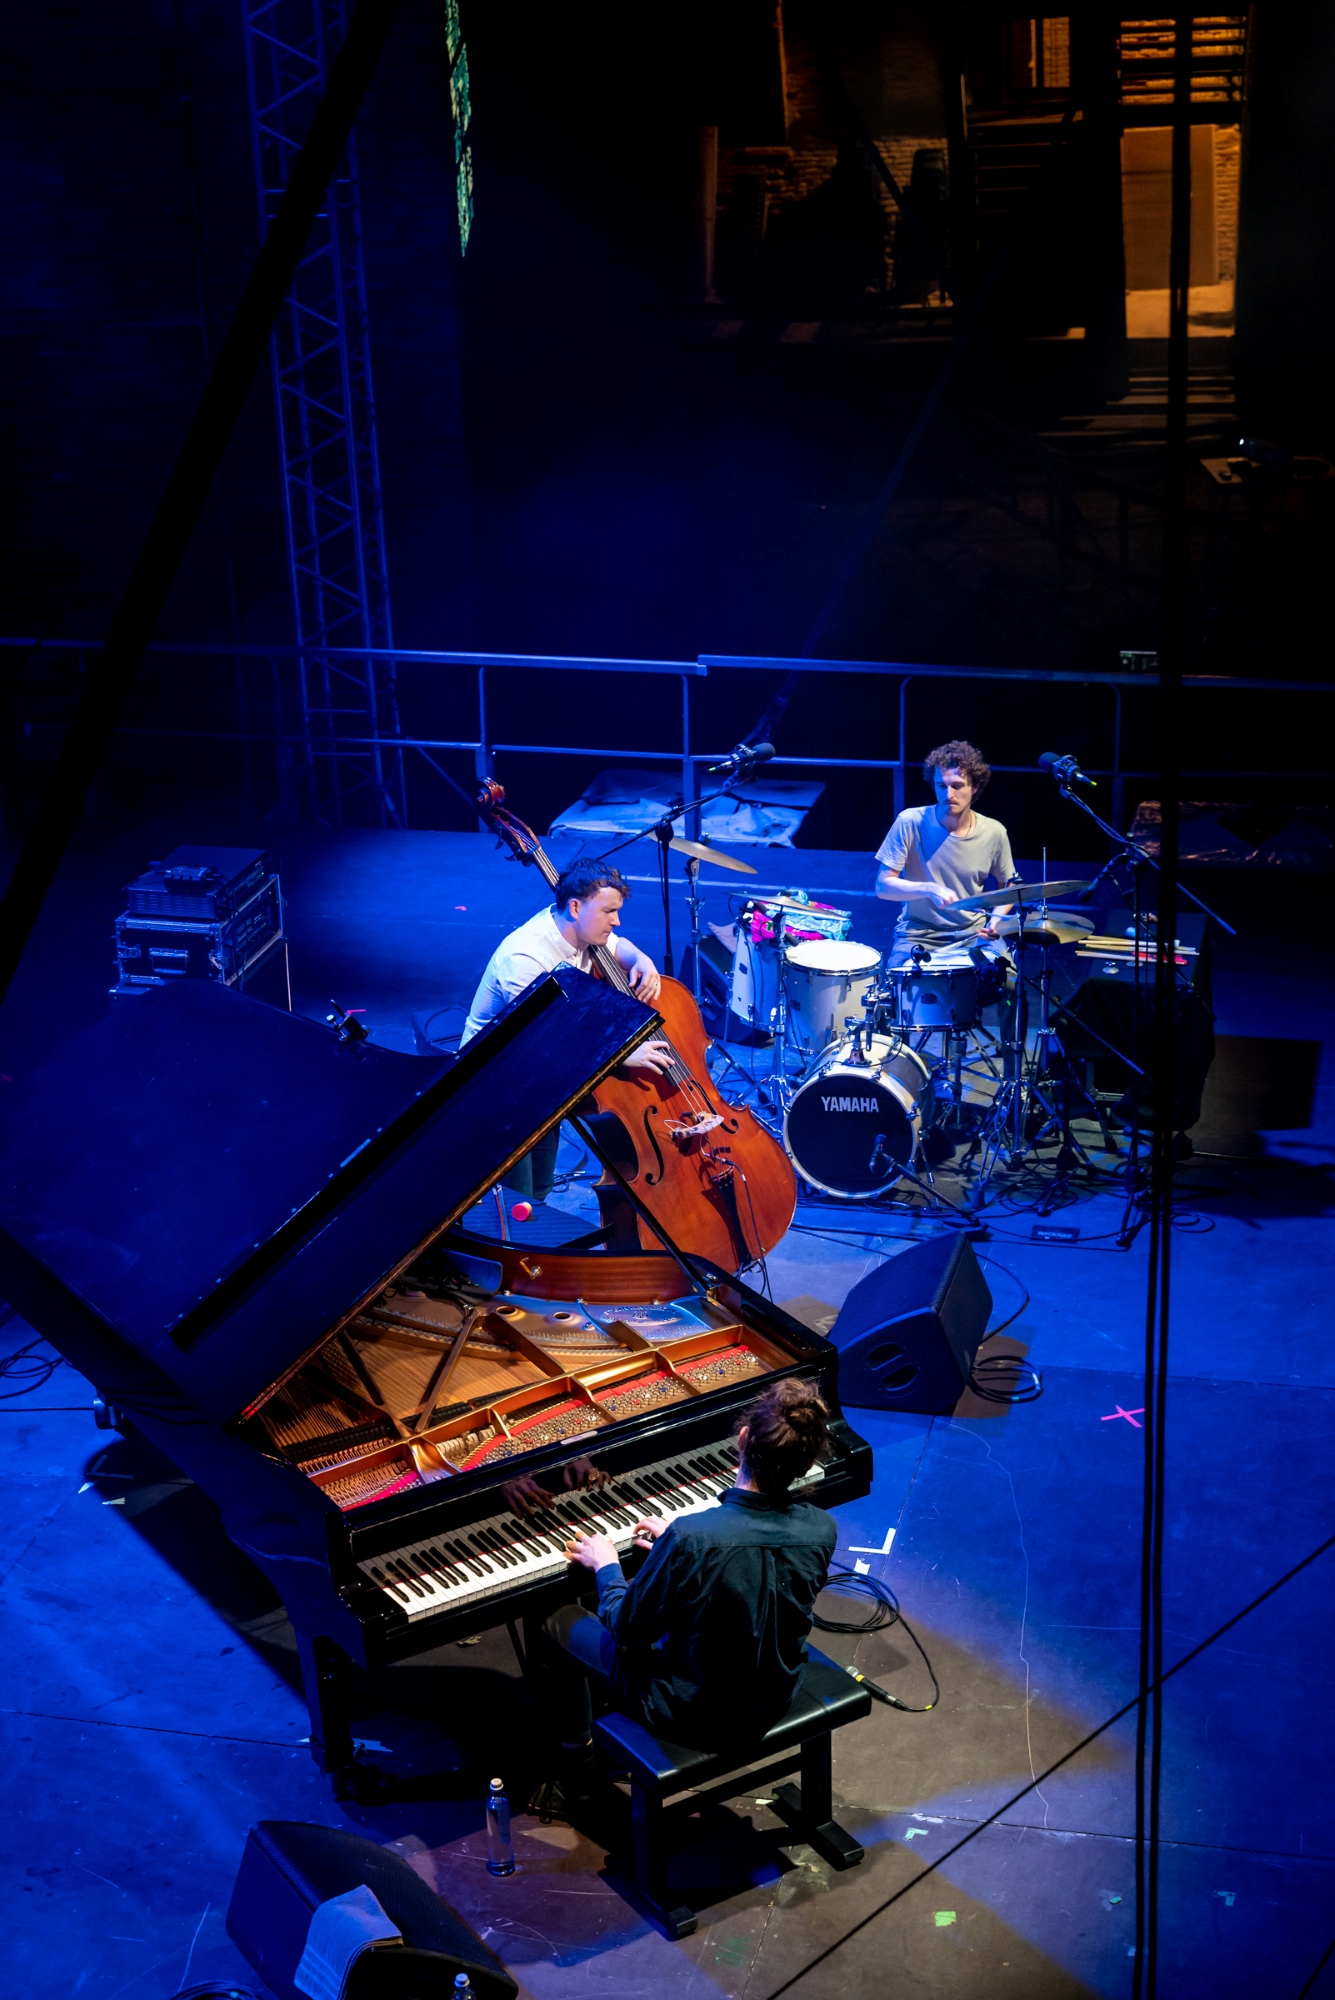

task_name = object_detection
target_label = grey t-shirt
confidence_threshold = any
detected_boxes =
[876,806,1015,945]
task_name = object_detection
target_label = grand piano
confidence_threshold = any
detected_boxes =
[0,969,871,1792]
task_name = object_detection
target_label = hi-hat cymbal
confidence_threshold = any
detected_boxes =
[994,913,1093,945]
[954,878,1091,912]
[669,837,757,874]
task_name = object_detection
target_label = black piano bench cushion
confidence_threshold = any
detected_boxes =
[225,1821,518,2000]
[594,1649,871,1794]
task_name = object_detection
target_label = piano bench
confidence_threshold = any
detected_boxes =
[226,1820,518,2000]
[592,1648,871,1939]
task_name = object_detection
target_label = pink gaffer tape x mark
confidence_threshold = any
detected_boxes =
[1102,1405,1145,1427]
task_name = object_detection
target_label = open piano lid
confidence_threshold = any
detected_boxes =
[0,970,657,1423]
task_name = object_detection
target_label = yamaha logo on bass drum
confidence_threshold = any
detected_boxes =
[821,1095,882,1114]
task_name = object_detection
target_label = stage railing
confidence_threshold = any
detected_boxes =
[1,637,1328,836]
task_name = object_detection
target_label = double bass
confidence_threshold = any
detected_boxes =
[476,780,797,1273]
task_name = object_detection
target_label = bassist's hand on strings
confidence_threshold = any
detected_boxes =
[624,957,661,1004]
[623,1039,674,1075]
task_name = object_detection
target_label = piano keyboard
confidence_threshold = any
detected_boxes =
[358,1443,824,1623]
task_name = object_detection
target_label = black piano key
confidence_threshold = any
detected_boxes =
[421,1543,465,1584]
[385,1558,429,1598]
[368,1563,410,1600]
[638,1472,683,1509]
[476,1526,519,1568]
[465,1535,501,1573]
[504,1518,552,1558]
[445,1538,488,1578]
[511,1519,556,1555]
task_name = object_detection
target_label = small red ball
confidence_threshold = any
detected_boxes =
[510,1201,533,1222]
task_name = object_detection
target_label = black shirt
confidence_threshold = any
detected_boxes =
[593,1486,838,1749]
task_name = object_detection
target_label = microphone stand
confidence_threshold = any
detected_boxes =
[595,768,769,999]
[1055,779,1235,935]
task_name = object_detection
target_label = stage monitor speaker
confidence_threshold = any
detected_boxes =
[226,1820,518,2000]
[828,1235,992,1413]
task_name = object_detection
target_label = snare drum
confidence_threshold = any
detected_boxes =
[785,940,881,1051]
[784,1035,935,1198]
[884,958,978,1030]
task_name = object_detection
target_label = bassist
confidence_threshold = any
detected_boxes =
[463,860,673,1202]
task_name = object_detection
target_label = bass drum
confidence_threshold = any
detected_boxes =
[784,1036,935,1198]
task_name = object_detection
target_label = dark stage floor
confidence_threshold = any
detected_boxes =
[0,821,1331,1998]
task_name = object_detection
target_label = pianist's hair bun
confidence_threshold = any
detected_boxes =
[737,1379,830,1495]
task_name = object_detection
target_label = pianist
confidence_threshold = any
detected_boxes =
[534,1378,836,1810]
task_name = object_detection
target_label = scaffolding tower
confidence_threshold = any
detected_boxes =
[241,0,406,826]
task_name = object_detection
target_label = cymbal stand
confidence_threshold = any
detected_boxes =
[762,905,798,1116]
[682,852,704,1007]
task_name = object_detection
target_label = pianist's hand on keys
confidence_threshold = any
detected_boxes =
[359,1445,749,1622]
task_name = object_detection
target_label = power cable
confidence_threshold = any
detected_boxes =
[168,1985,260,2000]
[813,1566,939,1713]
[761,1527,1335,1999]
[0,1332,66,1400]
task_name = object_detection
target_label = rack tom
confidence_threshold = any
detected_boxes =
[785,939,881,1051]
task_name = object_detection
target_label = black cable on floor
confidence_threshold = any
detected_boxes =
[168,1984,260,2000]
[969,1349,1043,1404]
[813,1565,939,1713]
[0,1333,66,1399]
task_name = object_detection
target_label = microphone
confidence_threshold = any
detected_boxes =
[707,740,775,777]
[1038,750,1096,788]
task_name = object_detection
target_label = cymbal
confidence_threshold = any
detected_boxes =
[669,836,757,875]
[994,913,1092,946]
[954,878,1092,912]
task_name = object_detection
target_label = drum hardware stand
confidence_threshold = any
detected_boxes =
[682,851,705,1007]
[761,904,800,1116]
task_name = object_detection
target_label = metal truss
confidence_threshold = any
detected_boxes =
[241,0,406,826]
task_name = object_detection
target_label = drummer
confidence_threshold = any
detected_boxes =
[875,740,1015,967]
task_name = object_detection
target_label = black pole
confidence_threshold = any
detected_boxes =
[0,0,406,1010]
[1135,12,1192,1998]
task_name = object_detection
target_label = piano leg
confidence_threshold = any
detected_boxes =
[296,1632,355,1784]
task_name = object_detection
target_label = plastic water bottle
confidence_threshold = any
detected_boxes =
[486,1775,514,1877]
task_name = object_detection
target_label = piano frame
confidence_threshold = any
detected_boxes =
[0,970,871,1792]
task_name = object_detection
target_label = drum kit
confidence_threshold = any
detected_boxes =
[659,832,1095,1203]
[715,875,1094,1203]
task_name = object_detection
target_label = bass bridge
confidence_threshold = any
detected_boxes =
[664,1111,726,1146]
